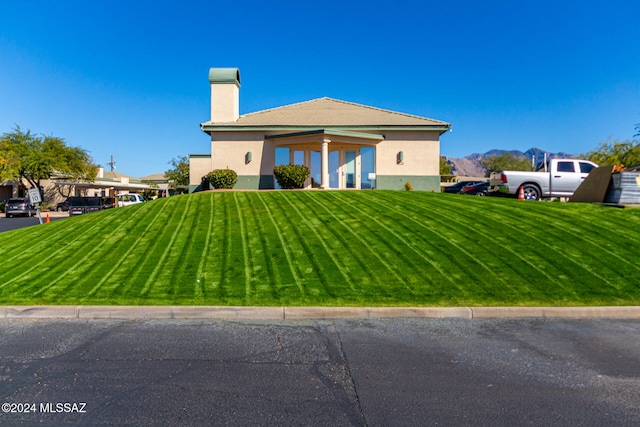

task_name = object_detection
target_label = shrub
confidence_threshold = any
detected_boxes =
[202,169,238,189]
[404,181,414,191]
[273,165,310,189]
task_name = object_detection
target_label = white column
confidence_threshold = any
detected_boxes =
[320,139,330,189]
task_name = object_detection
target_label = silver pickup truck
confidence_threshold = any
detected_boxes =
[488,158,598,200]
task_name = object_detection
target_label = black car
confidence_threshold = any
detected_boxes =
[5,198,37,217]
[443,180,484,194]
[56,199,70,212]
[68,196,114,216]
[461,181,490,196]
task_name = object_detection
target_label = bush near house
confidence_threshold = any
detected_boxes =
[273,165,310,189]
[202,169,238,189]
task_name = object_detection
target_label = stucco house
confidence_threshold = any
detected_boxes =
[190,68,451,192]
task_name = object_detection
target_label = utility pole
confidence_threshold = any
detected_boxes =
[107,155,116,172]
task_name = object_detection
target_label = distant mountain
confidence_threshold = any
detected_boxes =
[445,148,575,177]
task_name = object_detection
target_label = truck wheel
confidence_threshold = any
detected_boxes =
[522,184,540,201]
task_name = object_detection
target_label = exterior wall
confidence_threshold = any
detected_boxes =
[209,132,275,190]
[189,154,213,192]
[376,175,441,191]
[374,130,441,191]
[375,130,440,176]
[211,132,268,175]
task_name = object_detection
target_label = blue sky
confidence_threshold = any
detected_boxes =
[1,0,638,177]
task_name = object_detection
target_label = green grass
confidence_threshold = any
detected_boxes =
[1,191,640,306]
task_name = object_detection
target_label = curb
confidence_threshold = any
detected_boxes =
[1,306,639,320]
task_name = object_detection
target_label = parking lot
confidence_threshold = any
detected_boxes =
[1,318,639,426]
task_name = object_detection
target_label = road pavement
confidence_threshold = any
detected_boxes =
[0,211,67,233]
[0,318,638,426]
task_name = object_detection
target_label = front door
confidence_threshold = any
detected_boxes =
[345,151,356,188]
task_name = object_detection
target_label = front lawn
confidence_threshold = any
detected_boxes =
[1,191,639,306]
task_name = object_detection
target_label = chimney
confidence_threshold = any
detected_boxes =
[209,68,240,123]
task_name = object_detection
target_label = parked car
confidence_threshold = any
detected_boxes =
[443,180,484,194]
[56,199,70,212]
[117,193,145,207]
[5,198,37,218]
[462,181,490,196]
[68,196,112,216]
[488,158,598,200]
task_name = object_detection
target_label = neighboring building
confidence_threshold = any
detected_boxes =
[53,168,160,199]
[0,169,163,208]
[190,68,451,192]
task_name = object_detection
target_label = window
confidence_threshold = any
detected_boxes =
[274,147,290,166]
[360,147,376,189]
[557,161,575,173]
[579,162,595,173]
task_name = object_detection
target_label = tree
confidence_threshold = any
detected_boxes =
[0,126,96,192]
[165,155,189,193]
[440,156,453,175]
[581,138,640,167]
[480,152,532,177]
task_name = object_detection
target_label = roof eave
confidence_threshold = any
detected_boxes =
[201,123,451,135]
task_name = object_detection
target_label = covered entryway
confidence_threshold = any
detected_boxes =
[267,129,383,189]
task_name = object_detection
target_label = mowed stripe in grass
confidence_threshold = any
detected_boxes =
[1,191,639,306]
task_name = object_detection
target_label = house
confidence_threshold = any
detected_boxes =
[189,68,451,192]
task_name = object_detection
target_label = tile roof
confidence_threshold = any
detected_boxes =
[139,173,167,181]
[101,171,135,180]
[203,97,449,127]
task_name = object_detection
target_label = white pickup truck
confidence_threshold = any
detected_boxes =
[488,158,598,200]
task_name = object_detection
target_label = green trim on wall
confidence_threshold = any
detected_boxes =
[188,184,202,193]
[193,176,439,191]
[232,175,276,190]
[259,175,275,189]
[375,175,441,192]
[189,176,274,192]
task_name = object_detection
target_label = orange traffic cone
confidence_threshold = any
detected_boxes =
[518,186,525,200]
[46,214,50,223]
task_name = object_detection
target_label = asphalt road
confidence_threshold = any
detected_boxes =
[0,214,66,233]
[0,318,638,426]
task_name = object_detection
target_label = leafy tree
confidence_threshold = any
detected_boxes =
[141,189,158,200]
[0,126,96,192]
[440,156,453,175]
[581,138,640,167]
[480,152,532,177]
[165,155,189,193]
